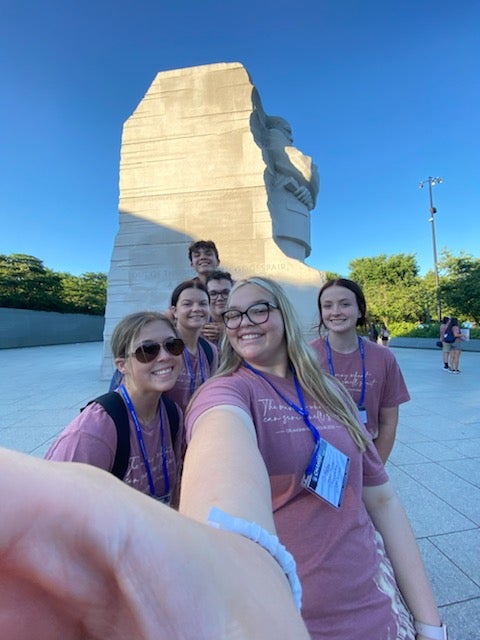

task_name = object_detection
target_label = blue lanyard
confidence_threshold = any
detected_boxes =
[184,346,206,396]
[118,385,170,498]
[243,362,321,473]
[325,336,366,408]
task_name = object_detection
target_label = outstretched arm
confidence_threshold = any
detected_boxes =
[0,442,307,639]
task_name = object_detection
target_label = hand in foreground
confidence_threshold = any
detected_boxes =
[0,448,308,640]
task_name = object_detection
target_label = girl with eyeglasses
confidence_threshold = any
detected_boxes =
[45,312,185,504]
[165,279,219,412]
[182,277,444,640]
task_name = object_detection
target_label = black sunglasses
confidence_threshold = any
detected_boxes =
[130,338,184,363]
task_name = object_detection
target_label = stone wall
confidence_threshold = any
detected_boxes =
[0,308,104,349]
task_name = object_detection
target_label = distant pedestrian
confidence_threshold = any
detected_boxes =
[380,322,390,347]
[445,317,465,374]
[439,316,450,370]
[368,322,379,343]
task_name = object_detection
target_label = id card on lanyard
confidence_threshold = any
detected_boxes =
[301,439,350,509]
[243,362,350,509]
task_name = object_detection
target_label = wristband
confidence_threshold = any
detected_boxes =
[207,506,302,609]
[415,621,448,640]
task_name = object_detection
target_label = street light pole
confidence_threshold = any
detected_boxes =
[418,176,443,322]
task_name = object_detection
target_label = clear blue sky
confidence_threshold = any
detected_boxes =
[1,1,479,277]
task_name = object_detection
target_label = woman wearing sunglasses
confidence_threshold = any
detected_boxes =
[46,312,185,504]
[166,279,219,411]
[183,277,444,640]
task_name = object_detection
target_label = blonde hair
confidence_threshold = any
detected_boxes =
[215,277,369,451]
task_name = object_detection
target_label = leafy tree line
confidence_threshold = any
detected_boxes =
[0,254,107,316]
[1,250,479,328]
[346,250,480,332]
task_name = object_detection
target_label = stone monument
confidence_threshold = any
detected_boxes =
[101,62,324,377]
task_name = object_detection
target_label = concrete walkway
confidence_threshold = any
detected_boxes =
[0,342,479,638]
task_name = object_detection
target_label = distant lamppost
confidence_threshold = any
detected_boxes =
[418,176,443,321]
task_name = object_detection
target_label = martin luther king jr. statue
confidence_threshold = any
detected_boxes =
[101,62,324,377]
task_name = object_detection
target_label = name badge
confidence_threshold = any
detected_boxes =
[358,406,367,424]
[302,439,350,509]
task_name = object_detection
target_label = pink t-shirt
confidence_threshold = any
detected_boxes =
[186,367,414,640]
[45,394,184,500]
[309,336,410,439]
[166,339,218,412]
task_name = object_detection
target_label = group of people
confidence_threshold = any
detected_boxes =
[0,242,447,640]
[439,315,465,374]
[368,321,391,346]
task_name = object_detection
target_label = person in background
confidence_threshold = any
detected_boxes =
[185,276,444,640]
[202,270,234,346]
[445,317,465,374]
[380,322,390,346]
[368,321,379,343]
[188,239,220,285]
[166,279,218,412]
[439,316,451,371]
[310,278,409,464]
[46,312,184,505]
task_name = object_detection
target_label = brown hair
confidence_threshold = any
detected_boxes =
[170,279,210,306]
[188,240,219,262]
[317,278,367,329]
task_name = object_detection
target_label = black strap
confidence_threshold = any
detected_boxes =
[85,392,130,480]
[83,392,180,481]
[198,336,214,367]
[162,395,180,446]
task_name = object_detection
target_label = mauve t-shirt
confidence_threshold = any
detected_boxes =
[186,366,415,640]
[46,394,184,500]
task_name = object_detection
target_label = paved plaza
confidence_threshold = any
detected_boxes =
[0,342,479,638]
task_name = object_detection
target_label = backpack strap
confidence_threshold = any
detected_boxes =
[198,336,214,367]
[84,392,131,480]
[83,393,180,482]
[162,395,180,446]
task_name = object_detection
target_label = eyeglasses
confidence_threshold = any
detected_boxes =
[129,338,184,363]
[208,288,231,299]
[222,302,279,329]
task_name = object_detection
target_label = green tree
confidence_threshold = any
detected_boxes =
[0,253,63,311]
[438,251,480,323]
[348,253,428,323]
[59,272,107,315]
[0,254,107,315]
[324,270,343,281]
